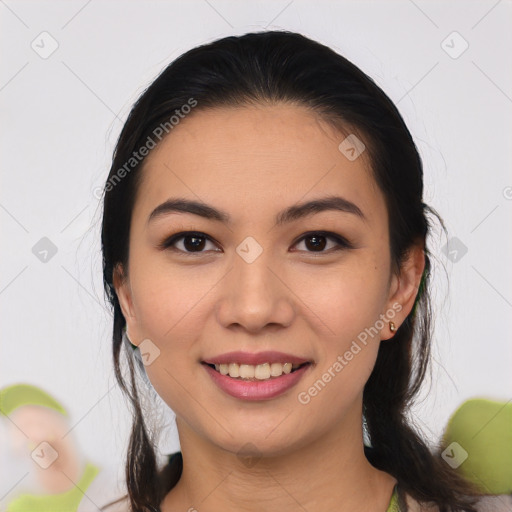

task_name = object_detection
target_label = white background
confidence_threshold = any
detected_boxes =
[1,0,511,503]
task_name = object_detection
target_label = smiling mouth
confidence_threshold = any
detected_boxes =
[202,362,311,381]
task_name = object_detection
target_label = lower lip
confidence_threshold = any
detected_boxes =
[202,363,311,401]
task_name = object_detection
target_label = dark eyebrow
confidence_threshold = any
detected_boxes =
[147,195,365,227]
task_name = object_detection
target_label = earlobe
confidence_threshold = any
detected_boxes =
[383,244,426,339]
[113,263,135,322]
[113,264,141,346]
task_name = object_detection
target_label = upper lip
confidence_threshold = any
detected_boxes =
[202,351,311,366]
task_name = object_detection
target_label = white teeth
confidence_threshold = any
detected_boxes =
[239,364,255,379]
[270,362,283,377]
[212,362,302,380]
[228,363,239,377]
[254,363,270,380]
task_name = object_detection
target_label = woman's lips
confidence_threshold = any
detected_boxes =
[202,350,311,366]
[202,362,311,401]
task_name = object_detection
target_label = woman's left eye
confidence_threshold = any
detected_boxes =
[292,232,352,253]
[159,231,351,254]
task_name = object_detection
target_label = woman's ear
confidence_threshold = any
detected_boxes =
[113,263,140,346]
[382,243,426,340]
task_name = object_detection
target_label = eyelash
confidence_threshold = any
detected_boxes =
[158,231,353,255]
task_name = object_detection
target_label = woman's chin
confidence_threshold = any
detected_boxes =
[202,426,312,462]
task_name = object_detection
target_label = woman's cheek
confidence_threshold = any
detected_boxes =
[131,272,192,340]
[144,345,193,412]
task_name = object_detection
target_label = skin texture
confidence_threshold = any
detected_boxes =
[114,104,425,512]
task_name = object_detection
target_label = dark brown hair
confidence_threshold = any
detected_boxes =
[100,30,480,511]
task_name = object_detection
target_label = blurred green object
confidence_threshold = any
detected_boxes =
[442,398,512,495]
[1,382,101,511]
[386,486,400,512]
[7,462,100,512]
[0,383,68,417]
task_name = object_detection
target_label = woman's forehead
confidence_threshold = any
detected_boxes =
[134,105,383,225]
[148,104,349,158]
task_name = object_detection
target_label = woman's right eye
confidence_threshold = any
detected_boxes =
[159,232,220,254]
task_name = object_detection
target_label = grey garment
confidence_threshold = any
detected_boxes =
[402,493,512,512]
[472,495,512,512]
[76,466,128,512]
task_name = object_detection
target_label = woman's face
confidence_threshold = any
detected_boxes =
[115,104,415,456]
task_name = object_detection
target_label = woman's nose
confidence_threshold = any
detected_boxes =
[215,242,295,333]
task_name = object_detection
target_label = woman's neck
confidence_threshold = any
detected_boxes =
[161,406,397,512]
